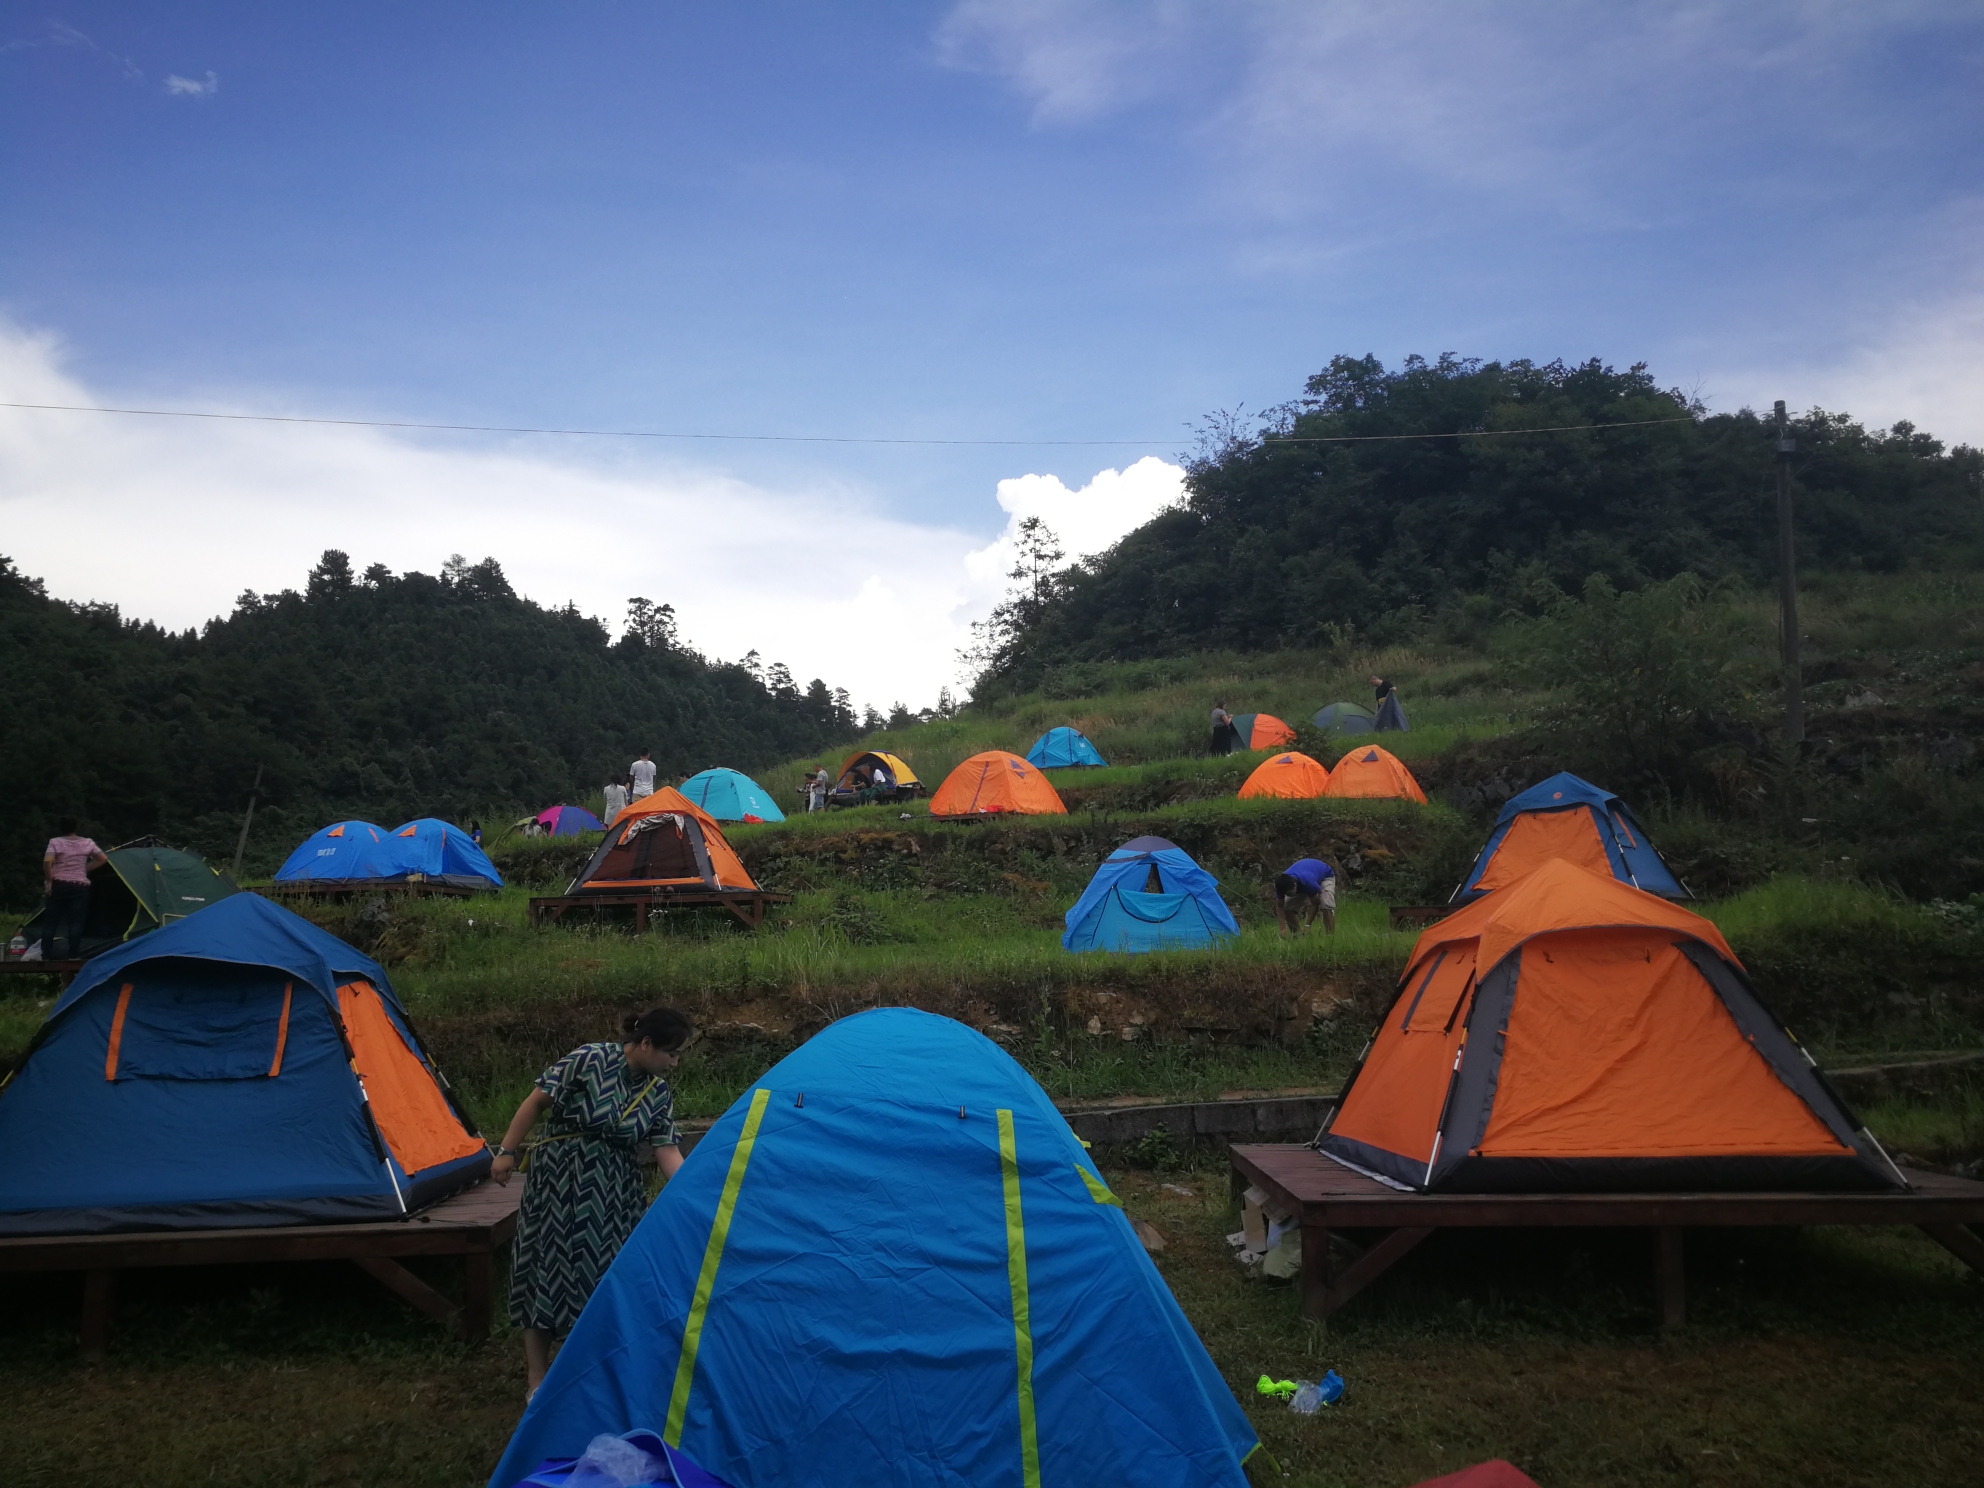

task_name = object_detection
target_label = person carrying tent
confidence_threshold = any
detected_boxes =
[40,818,108,961]
[492,1007,695,1401]
[1274,856,1337,937]
[630,752,657,801]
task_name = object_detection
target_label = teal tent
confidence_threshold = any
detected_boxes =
[1026,727,1107,768]
[679,768,786,823]
[489,1009,1258,1488]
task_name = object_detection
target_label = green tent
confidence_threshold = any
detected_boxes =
[11,839,241,960]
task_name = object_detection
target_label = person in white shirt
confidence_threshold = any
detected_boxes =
[630,753,657,800]
[602,777,629,824]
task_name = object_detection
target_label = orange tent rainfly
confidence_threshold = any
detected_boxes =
[1319,859,1904,1193]
[929,751,1068,819]
[1323,744,1427,803]
[566,787,757,894]
[1237,752,1332,800]
[1228,712,1298,751]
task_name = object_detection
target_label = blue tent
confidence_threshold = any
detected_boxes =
[1026,726,1108,769]
[1454,772,1688,904]
[387,819,505,889]
[1062,836,1240,953]
[489,1009,1258,1488]
[0,893,489,1235]
[273,820,393,884]
[679,768,786,823]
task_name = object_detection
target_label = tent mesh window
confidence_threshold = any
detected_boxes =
[597,816,703,882]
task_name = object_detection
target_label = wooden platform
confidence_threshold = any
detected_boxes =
[529,888,794,930]
[0,957,88,982]
[1231,1143,1984,1329]
[0,1178,520,1359]
[258,881,480,901]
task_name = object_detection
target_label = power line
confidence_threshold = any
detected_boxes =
[0,399,1698,447]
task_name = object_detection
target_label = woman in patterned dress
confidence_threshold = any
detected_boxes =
[490,1007,692,1396]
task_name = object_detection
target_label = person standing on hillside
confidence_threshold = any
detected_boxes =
[491,1006,692,1401]
[1210,700,1231,754]
[601,776,629,825]
[41,818,108,961]
[629,751,657,801]
[807,766,829,812]
[1273,856,1338,937]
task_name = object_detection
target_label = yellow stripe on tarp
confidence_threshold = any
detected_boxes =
[664,1087,771,1446]
[998,1109,1042,1488]
[1074,1163,1121,1207]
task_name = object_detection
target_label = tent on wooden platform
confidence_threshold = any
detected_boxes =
[930,751,1068,819]
[0,892,488,1234]
[273,820,392,885]
[386,819,504,890]
[679,768,785,824]
[1026,725,1108,769]
[1319,858,1904,1194]
[1453,771,1684,904]
[1063,836,1238,953]
[9,838,239,961]
[566,788,757,895]
[489,1008,1260,1488]
[1323,745,1426,803]
[1237,751,1331,800]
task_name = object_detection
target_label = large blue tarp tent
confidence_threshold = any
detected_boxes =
[388,819,505,889]
[490,1008,1258,1488]
[680,768,786,823]
[1062,836,1239,954]
[273,820,393,884]
[0,893,489,1235]
[1026,726,1107,769]
[1454,772,1687,904]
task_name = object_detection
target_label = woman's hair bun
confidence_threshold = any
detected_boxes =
[622,1006,693,1052]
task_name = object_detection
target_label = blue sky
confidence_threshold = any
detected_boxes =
[4,2,1981,706]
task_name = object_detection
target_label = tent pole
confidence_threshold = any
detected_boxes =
[231,764,263,878]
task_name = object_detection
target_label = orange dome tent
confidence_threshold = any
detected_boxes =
[1323,744,1427,803]
[929,751,1068,819]
[1237,751,1332,800]
[567,786,757,893]
[1320,858,1903,1193]
[1227,712,1297,751]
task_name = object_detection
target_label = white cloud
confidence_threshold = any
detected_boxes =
[0,322,1180,712]
[164,71,218,98]
[962,457,1183,592]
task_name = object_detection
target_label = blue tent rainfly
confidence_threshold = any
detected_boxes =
[1062,835,1240,953]
[1025,726,1107,768]
[678,768,786,823]
[488,1008,1260,1488]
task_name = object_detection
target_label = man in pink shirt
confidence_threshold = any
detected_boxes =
[41,817,108,961]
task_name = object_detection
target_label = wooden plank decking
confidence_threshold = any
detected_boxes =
[1231,1142,1984,1327]
[0,1178,520,1359]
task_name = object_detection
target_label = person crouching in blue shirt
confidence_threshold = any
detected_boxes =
[1274,857,1337,937]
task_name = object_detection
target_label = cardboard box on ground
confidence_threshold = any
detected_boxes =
[1232,1185,1302,1279]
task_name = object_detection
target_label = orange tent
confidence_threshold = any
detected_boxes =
[1323,744,1427,802]
[568,786,757,892]
[1237,752,1332,800]
[930,751,1067,819]
[1320,859,1902,1193]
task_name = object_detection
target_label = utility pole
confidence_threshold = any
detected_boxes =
[231,764,263,879]
[1774,400,1803,745]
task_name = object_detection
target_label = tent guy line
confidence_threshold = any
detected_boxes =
[0,400,1697,446]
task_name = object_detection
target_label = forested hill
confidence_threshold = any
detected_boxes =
[974,355,1984,692]
[0,551,855,900]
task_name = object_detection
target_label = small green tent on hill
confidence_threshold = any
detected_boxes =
[9,839,240,960]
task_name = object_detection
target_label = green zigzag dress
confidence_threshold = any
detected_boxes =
[508,1041,678,1333]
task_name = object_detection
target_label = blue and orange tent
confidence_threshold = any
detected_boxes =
[1062,836,1239,953]
[0,893,489,1234]
[489,1009,1258,1488]
[274,820,392,884]
[1453,772,1686,903]
[388,819,505,889]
